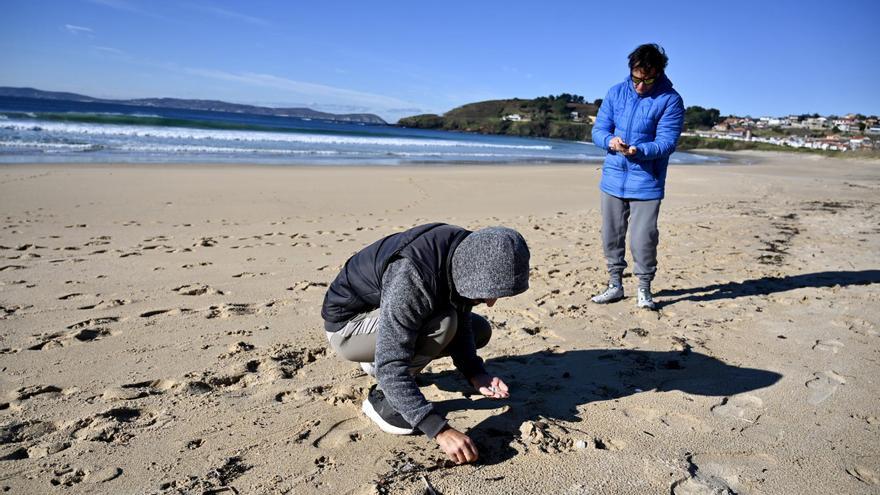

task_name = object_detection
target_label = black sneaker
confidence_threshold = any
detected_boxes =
[361,385,414,435]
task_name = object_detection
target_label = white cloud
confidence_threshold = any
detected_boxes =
[184,4,270,26]
[183,67,416,112]
[65,24,94,35]
[92,46,125,55]
[87,0,171,21]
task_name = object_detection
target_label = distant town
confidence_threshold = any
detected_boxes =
[683,113,880,152]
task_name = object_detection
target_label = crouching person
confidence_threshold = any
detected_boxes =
[321,223,530,464]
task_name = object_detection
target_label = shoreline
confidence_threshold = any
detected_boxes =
[0,155,722,168]
[0,153,733,170]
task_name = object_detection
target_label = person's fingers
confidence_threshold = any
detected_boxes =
[447,444,462,464]
[462,440,479,462]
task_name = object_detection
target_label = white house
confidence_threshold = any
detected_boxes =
[805,117,830,130]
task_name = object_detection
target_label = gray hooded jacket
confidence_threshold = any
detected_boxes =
[323,224,530,437]
[374,226,529,437]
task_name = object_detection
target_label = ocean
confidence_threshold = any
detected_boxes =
[0,96,719,165]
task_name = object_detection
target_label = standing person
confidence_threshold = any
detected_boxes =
[321,223,530,464]
[590,43,685,310]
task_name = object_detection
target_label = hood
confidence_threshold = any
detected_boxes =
[451,226,530,299]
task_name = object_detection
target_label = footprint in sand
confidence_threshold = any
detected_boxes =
[195,237,217,247]
[218,341,255,359]
[310,417,365,449]
[68,317,121,331]
[173,284,224,296]
[84,236,111,247]
[181,261,212,269]
[812,339,844,354]
[87,467,123,484]
[846,465,879,485]
[139,308,192,318]
[806,370,846,405]
[0,304,30,319]
[69,406,158,444]
[12,385,64,401]
[622,407,712,434]
[710,394,763,422]
[275,391,296,404]
[102,379,176,401]
[284,419,321,444]
[232,271,267,278]
[671,456,741,495]
[590,436,627,451]
[218,345,327,389]
[0,419,67,460]
[0,419,58,445]
[671,473,736,495]
[28,318,122,350]
[77,299,130,310]
[205,303,259,319]
[287,280,328,292]
[50,467,88,487]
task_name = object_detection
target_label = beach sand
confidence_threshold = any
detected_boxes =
[1,152,878,494]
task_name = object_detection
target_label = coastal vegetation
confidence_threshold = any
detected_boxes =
[677,135,880,158]
[401,98,878,155]
[398,94,597,141]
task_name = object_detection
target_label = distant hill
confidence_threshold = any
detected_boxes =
[398,94,599,141]
[0,87,387,124]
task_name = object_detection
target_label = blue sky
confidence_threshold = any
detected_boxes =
[1,0,878,122]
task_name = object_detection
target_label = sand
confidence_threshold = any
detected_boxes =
[0,152,878,494]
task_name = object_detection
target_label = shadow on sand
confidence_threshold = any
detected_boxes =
[655,269,880,308]
[425,348,782,465]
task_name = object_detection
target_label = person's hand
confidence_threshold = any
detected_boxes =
[609,136,626,152]
[622,145,637,157]
[470,373,510,399]
[435,426,479,464]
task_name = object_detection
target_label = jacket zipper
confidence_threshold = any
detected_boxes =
[622,94,641,197]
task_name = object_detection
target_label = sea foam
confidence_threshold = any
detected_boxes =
[0,119,553,150]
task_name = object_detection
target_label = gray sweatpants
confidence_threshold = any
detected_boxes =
[326,307,491,374]
[600,191,661,289]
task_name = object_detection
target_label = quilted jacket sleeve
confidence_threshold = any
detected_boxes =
[635,93,685,160]
[591,88,616,152]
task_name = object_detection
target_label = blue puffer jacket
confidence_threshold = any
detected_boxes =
[591,73,685,200]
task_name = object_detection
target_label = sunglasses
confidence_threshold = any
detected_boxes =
[631,75,657,86]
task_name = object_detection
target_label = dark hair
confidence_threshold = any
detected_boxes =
[628,44,668,74]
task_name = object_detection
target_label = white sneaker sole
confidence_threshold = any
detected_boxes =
[361,398,414,435]
[360,362,375,377]
[591,293,624,304]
